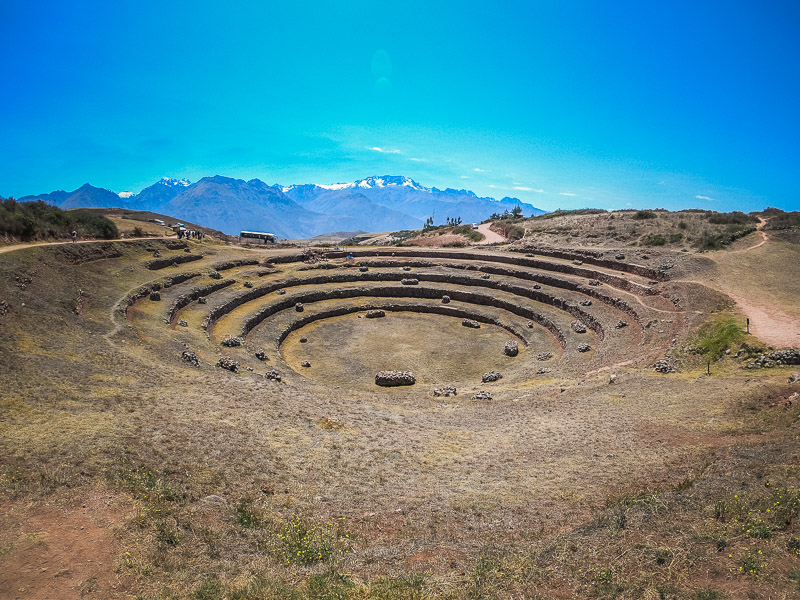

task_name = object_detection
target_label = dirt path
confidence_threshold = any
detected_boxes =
[0,236,171,255]
[733,217,769,252]
[476,223,506,245]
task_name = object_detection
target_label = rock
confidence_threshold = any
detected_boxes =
[473,390,493,401]
[571,321,587,334]
[481,273,491,279]
[462,319,480,329]
[301,360,311,368]
[359,266,369,272]
[401,278,419,285]
[265,369,281,382]
[790,372,800,384]
[221,336,243,347]
[184,247,191,253]
[149,291,161,301]
[402,266,412,271]
[749,349,800,369]
[201,494,228,505]
[576,343,591,353]
[580,299,592,306]
[535,368,551,375]
[276,289,286,295]
[615,253,625,260]
[255,350,268,361]
[244,281,253,288]
[482,371,503,383]
[433,386,457,397]
[615,320,629,329]
[181,350,199,366]
[178,319,188,327]
[572,260,583,266]
[537,352,553,361]
[299,337,308,343]
[197,296,207,304]
[609,373,617,384]
[527,321,534,328]
[209,271,222,280]
[153,250,161,258]
[503,341,519,357]
[375,370,416,386]
[653,359,675,373]
[532,284,541,289]
[295,302,304,312]
[217,356,239,372]
[588,279,602,287]
[366,309,386,318]
[442,295,451,304]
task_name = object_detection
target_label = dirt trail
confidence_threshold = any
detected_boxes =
[733,217,769,252]
[476,222,506,245]
[0,236,171,255]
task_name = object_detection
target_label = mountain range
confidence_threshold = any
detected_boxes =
[19,175,545,238]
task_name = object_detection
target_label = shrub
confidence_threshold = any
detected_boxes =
[694,315,746,359]
[633,210,657,220]
[766,211,800,229]
[644,234,666,246]
[276,515,336,565]
[707,211,757,225]
[452,224,484,242]
[0,198,119,241]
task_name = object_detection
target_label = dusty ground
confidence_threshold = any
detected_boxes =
[1,222,799,599]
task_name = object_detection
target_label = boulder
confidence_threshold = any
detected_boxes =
[615,320,629,329]
[295,302,304,312]
[181,351,199,366]
[482,371,503,383]
[209,271,222,280]
[301,360,311,368]
[442,295,451,304]
[526,321,534,328]
[462,319,480,329]
[481,273,491,279]
[217,356,239,372]
[503,341,519,357]
[152,250,161,258]
[244,281,253,288]
[375,370,416,387]
[532,284,541,289]
[401,278,419,285]
[221,336,243,347]
[299,337,308,343]
[433,386,457,397]
[366,309,386,318]
[790,372,800,384]
[615,253,625,260]
[473,390,493,401]
[276,289,286,295]
[576,343,591,353]
[580,299,592,306]
[572,260,583,266]
[255,350,268,361]
[178,319,188,327]
[537,352,553,361]
[149,291,161,301]
[197,296,207,304]
[653,359,675,373]
[265,369,281,382]
[588,279,602,287]
[359,266,369,272]
[571,321,587,334]
[402,266,412,271]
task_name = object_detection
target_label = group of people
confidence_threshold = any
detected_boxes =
[177,229,205,240]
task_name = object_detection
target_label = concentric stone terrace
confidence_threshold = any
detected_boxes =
[121,247,686,392]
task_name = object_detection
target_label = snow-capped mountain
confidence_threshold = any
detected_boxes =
[18,174,545,238]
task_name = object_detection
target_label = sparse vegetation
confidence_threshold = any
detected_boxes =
[0,197,119,242]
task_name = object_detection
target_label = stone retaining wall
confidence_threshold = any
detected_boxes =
[211,258,261,271]
[166,279,236,322]
[146,254,204,270]
[119,272,202,316]
[512,246,667,281]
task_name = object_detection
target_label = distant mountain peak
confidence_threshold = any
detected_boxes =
[118,191,135,198]
[355,175,427,191]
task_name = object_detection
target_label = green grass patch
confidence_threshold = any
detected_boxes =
[693,315,746,359]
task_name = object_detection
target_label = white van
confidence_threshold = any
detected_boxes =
[472,223,479,230]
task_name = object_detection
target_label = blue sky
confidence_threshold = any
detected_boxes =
[1,0,798,212]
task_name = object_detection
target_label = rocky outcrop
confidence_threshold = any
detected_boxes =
[504,341,519,357]
[375,370,416,386]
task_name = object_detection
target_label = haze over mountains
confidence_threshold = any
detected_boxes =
[19,175,545,238]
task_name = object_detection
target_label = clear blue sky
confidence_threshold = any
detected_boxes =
[1,1,798,212]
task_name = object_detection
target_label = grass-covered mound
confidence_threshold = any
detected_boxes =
[0,197,119,242]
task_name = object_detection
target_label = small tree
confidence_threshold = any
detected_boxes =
[511,205,523,218]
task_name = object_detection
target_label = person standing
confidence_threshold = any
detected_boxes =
[71,230,78,243]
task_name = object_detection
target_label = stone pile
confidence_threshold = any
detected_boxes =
[244,281,253,288]
[580,299,592,306]
[255,350,268,361]
[149,291,161,301]
[366,310,386,318]
[481,273,491,279]
[462,319,480,328]
[181,351,199,366]
[198,296,207,304]
[537,352,553,361]
[265,369,281,382]
[209,271,222,280]
[482,371,503,383]
[615,320,629,329]
[301,360,311,368]
[401,278,419,285]
[375,370,416,386]
[653,359,676,373]
[473,391,493,401]
[217,356,239,372]
[745,349,800,369]
[503,341,519,357]
[221,336,243,347]
[433,386,457,397]
[571,321,587,334]
[576,343,591,353]
[178,319,188,327]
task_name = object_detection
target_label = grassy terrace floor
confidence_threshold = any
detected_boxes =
[1,237,799,599]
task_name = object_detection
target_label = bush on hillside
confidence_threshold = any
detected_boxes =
[765,211,800,230]
[0,198,119,241]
